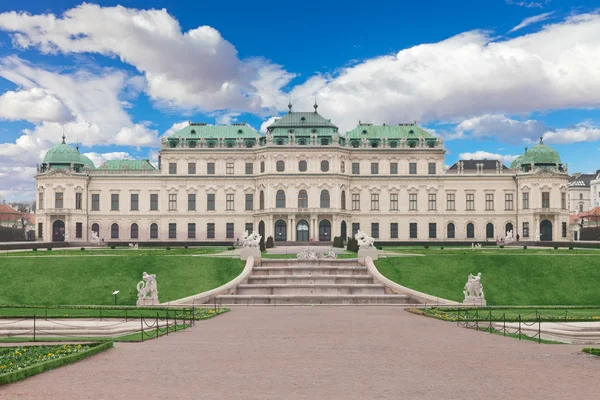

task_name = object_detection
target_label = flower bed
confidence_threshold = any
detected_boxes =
[583,348,600,357]
[0,343,112,384]
[408,307,600,323]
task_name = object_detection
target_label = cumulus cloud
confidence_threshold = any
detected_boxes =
[260,116,280,133]
[542,122,600,144]
[162,121,190,137]
[0,88,73,122]
[0,166,37,201]
[459,151,520,165]
[508,12,554,33]
[506,0,551,8]
[82,151,133,167]
[215,112,240,125]
[450,114,549,143]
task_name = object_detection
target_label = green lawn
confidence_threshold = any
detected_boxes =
[0,255,243,306]
[2,246,227,257]
[376,253,600,305]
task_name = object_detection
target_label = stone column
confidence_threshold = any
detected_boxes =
[290,217,295,241]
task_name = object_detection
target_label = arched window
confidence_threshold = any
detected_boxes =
[447,223,455,239]
[111,223,119,239]
[276,160,285,172]
[150,223,158,239]
[260,161,265,173]
[352,140,360,148]
[341,161,345,173]
[91,223,99,236]
[320,190,330,208]
[341,191,346,210]
[321,160,329,172]
[188,141,196,148]
[299,138,306,145]
[466,223,475,239]
[276,138,284,145]
[259,191,265,210]
[370,141,379,148]
[130,223,139,239]
[276,190,286,208]
[298,190,308,208]
[486,223,494,239]
[389,141,398,148]
[299,160,307,172]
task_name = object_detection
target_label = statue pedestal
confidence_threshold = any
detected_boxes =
[358,249,378,263]
[463,297,486,306]
[136,298,159,307]
[240,248,261,261]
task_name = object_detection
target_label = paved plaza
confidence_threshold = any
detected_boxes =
[2,307,599,399]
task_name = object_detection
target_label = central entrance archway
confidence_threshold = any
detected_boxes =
[319,220,331,242]
[340,220,347,241]
[274,219,287,241]
[540,219,552,241]
[296,220,309,242]
[52,220,65,242]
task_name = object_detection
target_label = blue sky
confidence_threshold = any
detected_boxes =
[0,0,599,201]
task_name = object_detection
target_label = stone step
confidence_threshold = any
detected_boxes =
[236,284,386,295]
[215,294,411,305]
[259,259,360,267]
[247,275,374,285]
[252,266,368,276]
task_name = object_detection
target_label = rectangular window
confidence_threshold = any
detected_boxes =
[169,194,177,211]
[371,223,379,238]
[390,223,398,239]
[245,193,253,210]
[207,223,215,239]
[352,162,360,175]
[409,193,417,210]
[188,223,196,239]
[428,162,436,175]
[485,193,494,210]
[91,194,100,211]
[168,223,177,239]
[522,192,529,209]
[38,192,44,210]
[38,222,43,240]
[130,193,139,211]
[409,222,417,239]
[75,193,82,210]
[523,222,530,238]
[352,223,360,237]
[409,162,417,175]
[226,162,234,175]
[245,223,254,233]
[428,193,436,211]
[371,193,379,210]
[188,193,196,211]
[390,193,398,211]
[150,194,159,211]
[542,192,550,208]
[55,192,64,209]
[429,223,437,239]
[110,193,118,211]
[466,193,475,211]
[226,222,234,239]
[561,192,566,210]
[390,162,398,175]
[76,222,82,239]
[352,193,360,210]
[505,193,514,210]
[207,162,215,175]
[371,162,379,175]
[446,193,455,210]
[188,162,196,175]
[169,162,177,175]
[226,194,234,210]
[207,193,215,210]
[562,222,567,238]
[245,162,253,175]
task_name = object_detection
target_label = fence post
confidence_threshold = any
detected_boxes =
[100,308,102,321]
[456,309,460,327]
[538,315,541,344]
[156,315,159,339]
[518,314,521,340]
[45,306,47,321]
[166,311,169,336]
[565,309,568,322]
[503,313,506,336]
[465,309,469,329]
[33,313,36,342]
[475,310,479,331]
[141,318,144,342]
[125,308,128,322]
[489,311,492,334]
[174,309,177,332]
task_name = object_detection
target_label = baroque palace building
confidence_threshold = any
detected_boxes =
[35,105,571,243]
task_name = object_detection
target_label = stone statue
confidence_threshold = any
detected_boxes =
[136,272,159,306]
[463,272,486,305]
[64,230,70,242]
[128,243,139,250]
[471,243,482,250]
[242,230,261,249]
[90,230,100,245]
[505,230,514,242]
[355,230,375,250]
[296,248,336,260]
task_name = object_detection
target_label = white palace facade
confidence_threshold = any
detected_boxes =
[35,106,571,244]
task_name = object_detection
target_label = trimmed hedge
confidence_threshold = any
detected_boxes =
[583,348,600,357]
[346,238,358,253]
[265,236,274,249]
[332,236,344,248]
[0,342,112,385]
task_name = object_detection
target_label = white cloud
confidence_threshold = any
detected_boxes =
[0,88,73,122]
[162,121,189,137]
[215,112,240,125]
[509,12,554,33]
[260,116,280,133]
[0,166,37,201]
[543,122,600,144]
[82,152,133,167]
[506,0,551,8]
[459,151,520,165]
[451,114,548,143]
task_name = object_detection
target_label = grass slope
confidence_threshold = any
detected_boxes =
[0,255,243,306]
[376,253,600,305]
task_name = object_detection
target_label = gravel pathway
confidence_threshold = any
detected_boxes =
[1,307,598,399]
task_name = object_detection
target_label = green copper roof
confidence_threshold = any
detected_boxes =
[520,138,562,165]
[268,111,338,130]
[509,155,523,169]
[96,160,156,171]
[42,137,93,169]
[169,123,259,139]
[346,124,435,139]
[80,154,96,170]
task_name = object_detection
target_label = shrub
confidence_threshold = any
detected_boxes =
[333,236,344,248]
[424,245,429,250]
[554,246,558,250]
[32,248,37,252]
[440,247,444,250]
[80,247,85,251]
[184,245,188,249]
[228,246,235,250]
[376,246,383,250]
[266,236,274,249]
[47,247,52,251]
[523,245,527,250]
[500,245,504,249]
[259,236,266,252]
[583,348,600,357]
[110,246,116,250]
[569,246,574,250]
[346,238,358,253]
[166,246,171,251]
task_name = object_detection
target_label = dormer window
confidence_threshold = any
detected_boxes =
[299,139,306,145]
[276,139,284,145]
[321,138,329,145]
[190,129,196,135]
[362,130,367,134]
[208,142,215,148]
[311,129,317,133]
[300,117,306,121]
[169,141,177,148]
[237,129,243,134]
[226,142,234,148]
[188,141,197,148]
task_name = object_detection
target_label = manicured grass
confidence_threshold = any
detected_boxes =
[384,246,600,255]
[3,246,227,257]
[0,255,244,306]
[583,348,600,357]
[0,305,218,319]
[376,253,600,305]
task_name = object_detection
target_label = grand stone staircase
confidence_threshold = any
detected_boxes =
[216,258,413,305]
